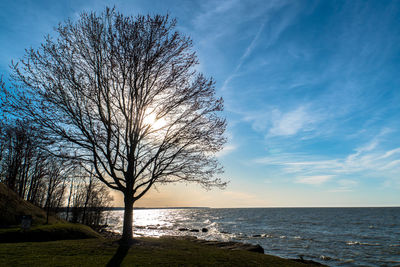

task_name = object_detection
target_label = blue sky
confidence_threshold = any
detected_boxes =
[1,0,400,207]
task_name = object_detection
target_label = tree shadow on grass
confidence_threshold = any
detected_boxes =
[106,243,131,267]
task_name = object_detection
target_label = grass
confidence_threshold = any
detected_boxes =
[0,183,321,266]
[0,237,317,266]
[0,222,101,243]
[0,182,60,226]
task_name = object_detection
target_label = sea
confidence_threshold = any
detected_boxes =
[105,207,400,266]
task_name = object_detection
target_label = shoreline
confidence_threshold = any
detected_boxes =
[98,229,324,266]
[0,234,326,266]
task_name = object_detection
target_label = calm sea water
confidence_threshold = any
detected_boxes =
[105,207,400,266]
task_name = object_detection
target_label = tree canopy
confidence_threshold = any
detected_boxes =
[1,8,227,242]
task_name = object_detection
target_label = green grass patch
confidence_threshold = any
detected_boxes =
[0,237,318,266]
[0,222,101,243]
[0,183,61,226]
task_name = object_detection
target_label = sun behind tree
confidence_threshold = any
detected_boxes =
[2,8,227,243]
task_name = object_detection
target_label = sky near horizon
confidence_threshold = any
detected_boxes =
[1,0,400,207]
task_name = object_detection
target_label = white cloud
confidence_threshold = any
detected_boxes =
[241,104,324,139]
[328,179,358,193]
[382,159,400,170]
[193,0,240,30]
[221,22,265,91]
[252,133,400,188]
[269,106,317,136]
[379,147,400,159]
[337,179,358,187]
[328,187,354,193]
[296,175,334,185]
[217,144,237,157]
[217,1,299,92]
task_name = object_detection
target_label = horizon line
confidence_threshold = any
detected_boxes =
[108,205,400,209]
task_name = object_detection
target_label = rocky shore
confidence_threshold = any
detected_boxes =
[97,229,323,265]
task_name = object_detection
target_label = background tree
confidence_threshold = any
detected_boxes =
[43,159,69,224]
[0,120,45,198]
[68,174,113,227]
[0,119,71,217]
[2,8,227,243]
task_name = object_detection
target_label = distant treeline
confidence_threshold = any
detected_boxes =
[57,206,210,211]
[0,119,113,226]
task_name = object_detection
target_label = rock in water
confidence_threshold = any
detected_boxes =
[247,244,264,253]
[195,240,265,254]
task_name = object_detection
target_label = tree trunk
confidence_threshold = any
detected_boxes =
[121,194,134,243]
[45,177,52,224]
[82,176,92,225]
[66,180,73,221]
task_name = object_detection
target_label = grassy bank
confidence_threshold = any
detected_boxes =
[0,183,61,226]
[0,183,321,266]
[0,236,319,266]
[0,222,101,243]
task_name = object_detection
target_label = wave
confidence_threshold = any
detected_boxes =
[104,207,400,267]
[250,233,273,238]
[346,241,381,246]
[237,233,308,240]
[319,255,332,261]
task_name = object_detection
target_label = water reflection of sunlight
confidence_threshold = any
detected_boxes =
[107,209,177,237]
[135,209,174,227]
[133,209,184,237]
[106,209,229,240]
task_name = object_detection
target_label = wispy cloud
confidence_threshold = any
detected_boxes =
[337,179,358,187]
[328,179,359,193]
[217,1,299,92]
[220,190,266,207]
[221,22,265,91]
[192,0,240,30]
[253,130,400,187]
[240,104,325,141]
[296,175,334,185]
[269,106,318,137]
[328,187,354,193]
[217,144,237,157]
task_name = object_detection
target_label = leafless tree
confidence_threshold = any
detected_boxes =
[0,122,5,167]
[0,120,42,196]
[43,159,69,224]
[26,152,48,205]
[85,181,113,226]
[0,121,47,201]
[1,121,26,192]
[2,8,227,242]
[69,175,113,227]
[65,178,74,221]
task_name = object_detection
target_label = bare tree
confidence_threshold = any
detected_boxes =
[82,169,93,225]
[68,175,113,227]
[2,8,227,242]
[0,122,5,168]
[2,121,26,192]
[26,152,47,205]
[0,120,56,205]
[43,159,69,224]
[65,178,74,221]
[0,120,41,196]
